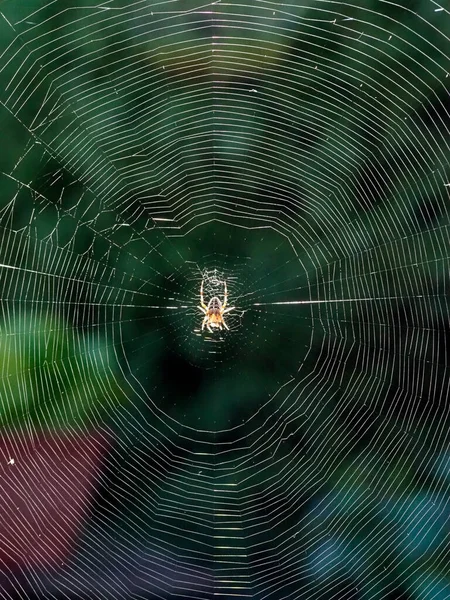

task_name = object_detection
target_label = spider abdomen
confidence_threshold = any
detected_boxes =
[208,297,222,312]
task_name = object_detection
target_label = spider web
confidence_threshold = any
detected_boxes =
[0,0,449,599]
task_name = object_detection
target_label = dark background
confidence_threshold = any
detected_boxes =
[0,1,449,598]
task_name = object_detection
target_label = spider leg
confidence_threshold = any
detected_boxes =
[200,280,208,311]
[222,280,227,310]
[202,315,208,330]
[223,306,235,314]
[198,305,207,314]
[207,324,213,333]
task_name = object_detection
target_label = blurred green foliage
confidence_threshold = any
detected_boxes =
[0,311,124,432]
[0,0,449,599]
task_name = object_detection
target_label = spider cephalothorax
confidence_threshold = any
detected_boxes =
[198,280,235,333]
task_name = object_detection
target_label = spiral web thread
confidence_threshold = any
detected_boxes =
[0,1,449,599]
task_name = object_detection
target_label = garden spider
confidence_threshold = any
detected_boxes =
[198,280,235,333]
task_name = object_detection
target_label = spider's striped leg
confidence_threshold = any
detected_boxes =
[222,280,228,309]
[200,280,208,311]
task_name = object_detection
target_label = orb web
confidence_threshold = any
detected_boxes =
[0,1,449,599]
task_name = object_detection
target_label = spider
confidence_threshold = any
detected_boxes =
[198,280,235,333]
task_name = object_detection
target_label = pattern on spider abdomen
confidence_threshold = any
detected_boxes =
[208,297,222,312]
